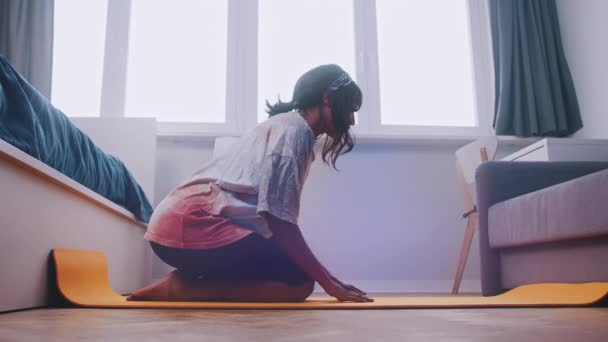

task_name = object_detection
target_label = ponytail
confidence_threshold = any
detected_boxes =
[265,98,296,117]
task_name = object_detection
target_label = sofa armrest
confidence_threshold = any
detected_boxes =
[475,161,608,296]
[476,161,608,208]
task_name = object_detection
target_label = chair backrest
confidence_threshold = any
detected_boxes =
[455,137,498,212]
[455,137,498,185]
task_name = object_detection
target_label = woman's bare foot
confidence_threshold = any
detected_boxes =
[127,271,314,302]
[126,270,188,301]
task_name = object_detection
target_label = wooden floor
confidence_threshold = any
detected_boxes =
[2,305,608,341]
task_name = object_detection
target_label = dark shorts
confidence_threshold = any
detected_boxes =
[150,233,311,286]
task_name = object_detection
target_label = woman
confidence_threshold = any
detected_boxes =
[128,64,372,303]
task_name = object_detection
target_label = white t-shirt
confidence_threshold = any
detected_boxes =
[175,111,316,238]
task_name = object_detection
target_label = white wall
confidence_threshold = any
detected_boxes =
[153,138,522,292]
[557,0,608,138]
[298,143,481,292]
[71,118,157,201]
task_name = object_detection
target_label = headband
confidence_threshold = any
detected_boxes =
[327,72,353,92]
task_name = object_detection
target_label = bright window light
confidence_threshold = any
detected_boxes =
[125,0,228,123]
[258,0,356,123]
[51,0,108,117]
[376,0,477,127]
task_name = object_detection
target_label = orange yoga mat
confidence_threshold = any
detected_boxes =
[52,248,608,309]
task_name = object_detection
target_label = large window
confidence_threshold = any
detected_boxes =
[50,0,491,137]
[125,0,228,123]
[376,0,477,127]
[52,0,108,117]
[258,0,356,123]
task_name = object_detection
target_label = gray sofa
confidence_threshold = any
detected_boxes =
[476,161,608,296]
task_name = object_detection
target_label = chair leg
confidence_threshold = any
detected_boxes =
[452,215,477,294]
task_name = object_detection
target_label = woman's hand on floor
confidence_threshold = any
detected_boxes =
[324,276,373,303]
[329,274,367,295]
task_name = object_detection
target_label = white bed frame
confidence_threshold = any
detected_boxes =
[0,119,155,312]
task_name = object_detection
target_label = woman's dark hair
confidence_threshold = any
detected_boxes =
[265,64,362,169]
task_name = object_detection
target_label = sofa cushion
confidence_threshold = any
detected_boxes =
[488,169,608,248]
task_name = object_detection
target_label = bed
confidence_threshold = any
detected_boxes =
[0,55,155,311]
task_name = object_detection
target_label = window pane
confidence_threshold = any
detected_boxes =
[258,0,356,123]
[52,0,108,117]
[125,0,227,123]
[376,0,476,126]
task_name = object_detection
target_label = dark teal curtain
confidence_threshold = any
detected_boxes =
[490,0,582,137]
[0,0,54,99]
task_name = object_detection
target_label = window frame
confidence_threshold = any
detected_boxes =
[74,0,494,138]
[359,0,494,137]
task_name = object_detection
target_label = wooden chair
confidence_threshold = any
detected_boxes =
[452,137,498,294]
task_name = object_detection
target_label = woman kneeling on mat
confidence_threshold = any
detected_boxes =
[128,65,373,303]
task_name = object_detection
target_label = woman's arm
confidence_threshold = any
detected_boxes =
[266,214,332,288]
[265,214,372,302]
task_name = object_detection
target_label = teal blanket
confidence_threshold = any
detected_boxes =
[0,55,152,222]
